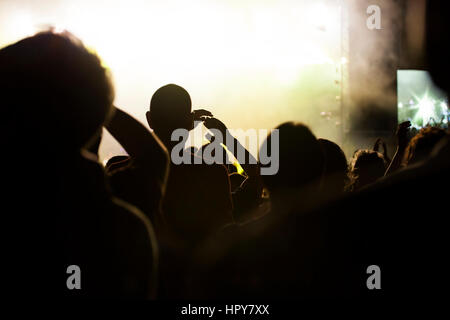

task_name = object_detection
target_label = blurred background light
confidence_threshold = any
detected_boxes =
[0,0,344,161]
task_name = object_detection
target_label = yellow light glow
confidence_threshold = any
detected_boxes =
[1,1,338,86]
[0,0,343,161]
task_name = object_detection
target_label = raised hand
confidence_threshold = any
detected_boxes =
[192,109,213,121]
[203,117,228,138]
[373,138,382,152]
[385,121,411,175]
[373,138,390,162]
[396,121,411,150]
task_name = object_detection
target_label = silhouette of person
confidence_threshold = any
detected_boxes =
[261,122,325,214]
[146,84,233,298]
[403,126,447,166]
[318,138,348,200]
[146,84,233,243]
[347,149,386,191]
[200,114,264,224]
[105,106,169,226]
[186,122,329,299]
[0,31,158,298]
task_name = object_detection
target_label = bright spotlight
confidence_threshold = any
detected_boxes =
[414,93,435,125]
[0,0,345,160]
[308,2,340,32]
[6,12,36,41]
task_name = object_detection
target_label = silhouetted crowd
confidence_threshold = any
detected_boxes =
[1,3,449,299]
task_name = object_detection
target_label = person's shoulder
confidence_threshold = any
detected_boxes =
[105,197,158,297]
[107,197,157,261]
[109,197,157,264]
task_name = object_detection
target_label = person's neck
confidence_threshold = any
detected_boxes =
[155,131,184,150]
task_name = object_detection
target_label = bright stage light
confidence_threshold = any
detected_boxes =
[1,1,341,87]
[308,2,341,32]
[398,70,448,128]
[1,1,339,85]
[2,12,36,43]
[414,93,435,125]
[411,92,448,126]
[0,0,344,161]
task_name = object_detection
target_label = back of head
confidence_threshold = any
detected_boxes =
[318,138,348,196]
[349,149,385,190]
[147,84,192,141]
[0,31,113,153]
[404,126,447,166]
[261,122,325,194]
[318,139,347,177]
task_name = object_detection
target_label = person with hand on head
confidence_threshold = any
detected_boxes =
[146,84,233,244]
[0,31,158,299]
[105,105,169,226]
[146,83,234,298]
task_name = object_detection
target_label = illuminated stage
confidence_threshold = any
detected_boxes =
[2,0,445,161]
[0,0,347,160]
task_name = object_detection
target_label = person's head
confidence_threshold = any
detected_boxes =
[0,31,114,153]
[261,122,325,200]
[403,126,447,166]
[318,138,348,196]
[348,149,385,190]
[146,84,193,144]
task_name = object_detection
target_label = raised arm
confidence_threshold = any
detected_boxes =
[373,138,391,165]
[385,121,410,176]
[202,116,260,176]
[105,106,169,169]
[202,116,263,215]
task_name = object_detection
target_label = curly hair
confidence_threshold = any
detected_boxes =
[403,126,448,165]
[347,149,386,191]
[0,30,114,150]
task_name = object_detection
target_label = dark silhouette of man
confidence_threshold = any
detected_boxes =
[318,138,348,200]
[146,84,233,298]
[105,106,169,227]
[146,84,233,243]
[1,31,158,298]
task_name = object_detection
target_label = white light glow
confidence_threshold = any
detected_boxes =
[308,2,341,33]
[0,0,343,161]
[414,93,435,125]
